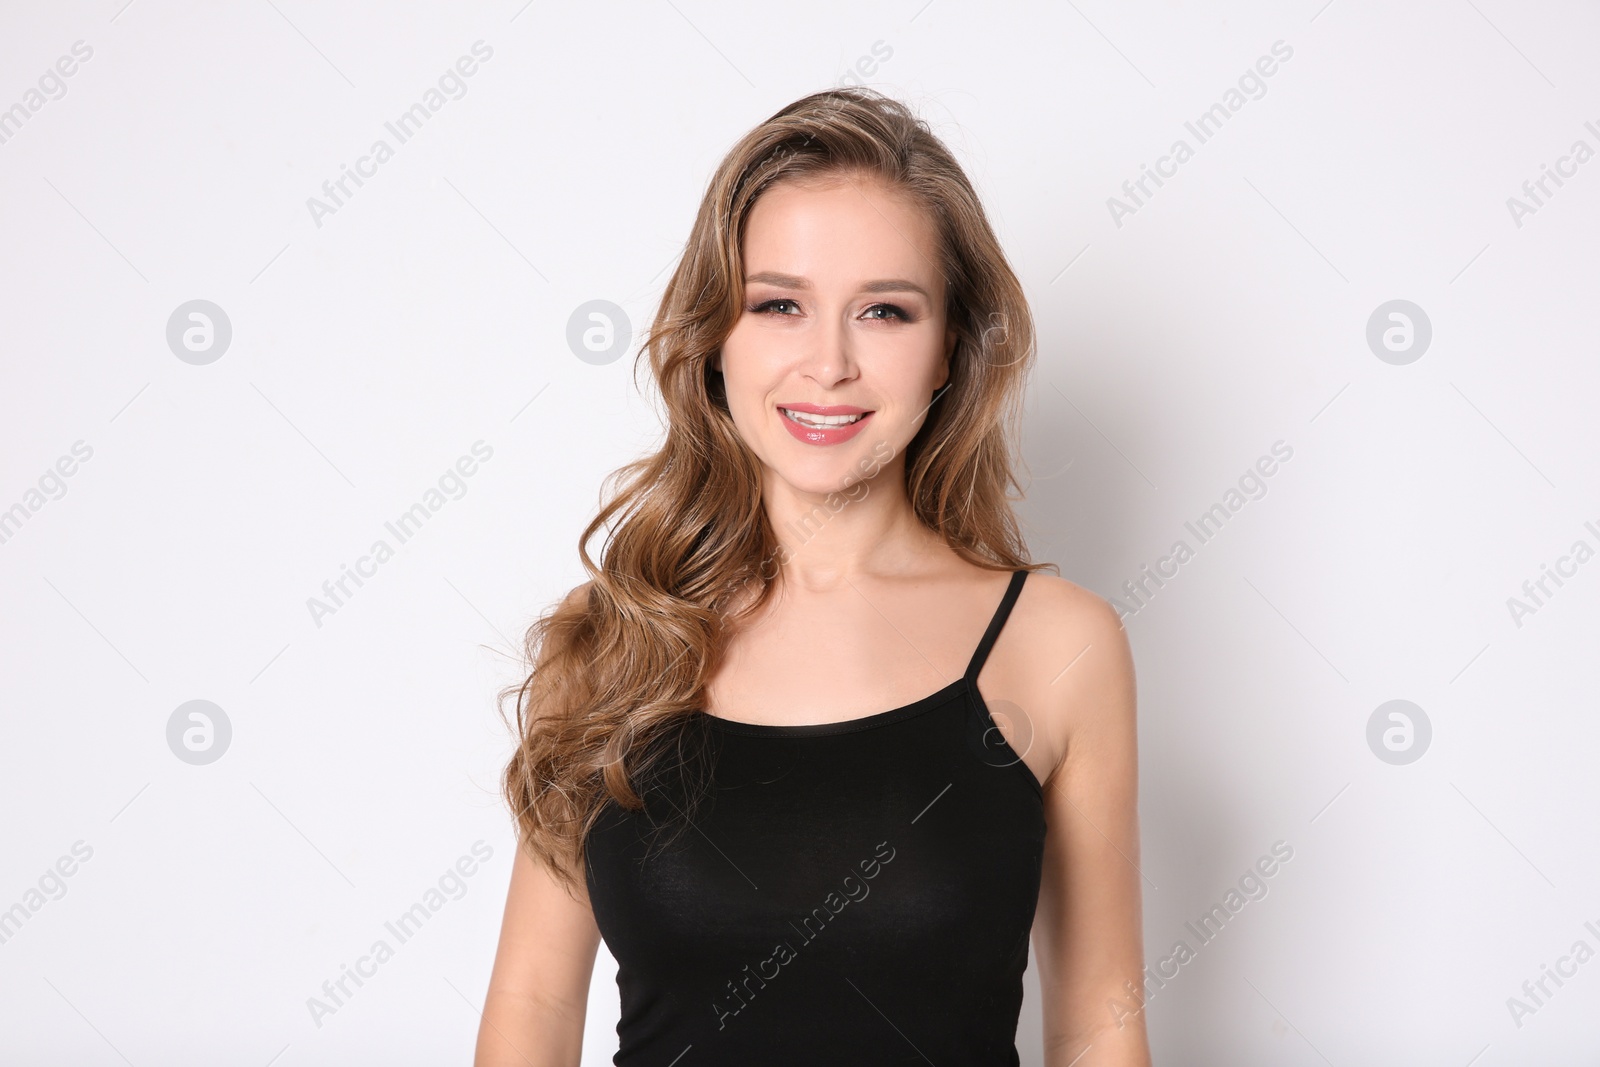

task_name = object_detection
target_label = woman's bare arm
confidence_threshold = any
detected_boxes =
[477,581,605,1065]
[1015,579,1152,1066]
[474,841,603,1067]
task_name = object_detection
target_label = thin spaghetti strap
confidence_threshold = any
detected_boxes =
[963,569,1030,681]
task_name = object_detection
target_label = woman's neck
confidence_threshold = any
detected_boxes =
[760,462,942,589]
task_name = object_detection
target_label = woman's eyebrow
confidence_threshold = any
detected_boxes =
[860,279,930,298]
[744,271,930,299]
[744,271,810,289]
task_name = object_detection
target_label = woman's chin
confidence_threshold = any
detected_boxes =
[764,463,875,501]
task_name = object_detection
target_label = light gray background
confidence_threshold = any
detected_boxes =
[2,1,1597,1064]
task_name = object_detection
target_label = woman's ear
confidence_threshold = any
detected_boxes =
[936,328,956,387]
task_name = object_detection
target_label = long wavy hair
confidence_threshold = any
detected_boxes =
[499,87,1043,893]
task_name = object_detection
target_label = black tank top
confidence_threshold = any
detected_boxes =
[585,569,1045,1066]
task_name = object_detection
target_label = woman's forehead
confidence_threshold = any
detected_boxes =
[743,178,943,292]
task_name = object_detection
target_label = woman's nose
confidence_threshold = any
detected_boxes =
[799,315,857,388]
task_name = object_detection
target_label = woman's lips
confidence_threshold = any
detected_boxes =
[777,404,874,446]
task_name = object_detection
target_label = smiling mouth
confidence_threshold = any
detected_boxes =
[779,407,871,428]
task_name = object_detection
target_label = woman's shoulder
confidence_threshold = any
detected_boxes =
[1012,568,1126,643]
[982,567,1137,785]
[1005,570,1132,698]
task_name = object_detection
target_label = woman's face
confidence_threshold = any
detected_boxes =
[716,173,955,498]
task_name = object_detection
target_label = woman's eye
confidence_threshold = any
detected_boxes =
[749,299,911,321]
[863,303,911,322]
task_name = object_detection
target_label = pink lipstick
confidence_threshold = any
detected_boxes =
[777,402,874,446]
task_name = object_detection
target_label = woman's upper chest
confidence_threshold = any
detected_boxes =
[703,572,1068,788]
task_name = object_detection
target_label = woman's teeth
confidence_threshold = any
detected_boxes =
[781,408,865,428]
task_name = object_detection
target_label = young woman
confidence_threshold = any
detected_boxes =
[476,88,1149,1067]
